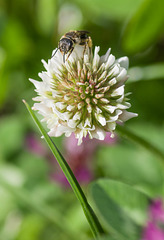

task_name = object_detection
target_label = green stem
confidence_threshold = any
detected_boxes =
[116,124,164,162]
[23,100,104,239]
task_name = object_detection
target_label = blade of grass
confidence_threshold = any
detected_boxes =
[23,100,104,239]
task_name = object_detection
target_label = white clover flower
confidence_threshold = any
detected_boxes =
[30,45,137,145]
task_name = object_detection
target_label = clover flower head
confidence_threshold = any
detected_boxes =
[30,44,137,145]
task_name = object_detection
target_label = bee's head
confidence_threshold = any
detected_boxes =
[59,38,73,62]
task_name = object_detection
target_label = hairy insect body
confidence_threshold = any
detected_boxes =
[52,30,92,62]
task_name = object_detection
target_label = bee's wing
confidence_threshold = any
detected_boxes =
[77,30,90,34]
[65,30,90,37]
[76,31,91,41]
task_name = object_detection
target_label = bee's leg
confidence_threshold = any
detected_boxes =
[87,36,92,56]
[66,47,74,61]
[83,37,92,57]
[83,43,87,56]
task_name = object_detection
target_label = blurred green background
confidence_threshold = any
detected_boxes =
[0,0,164,239]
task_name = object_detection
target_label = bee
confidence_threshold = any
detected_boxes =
[52,30,92,63]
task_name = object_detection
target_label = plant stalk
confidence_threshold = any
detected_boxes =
[23,100,104,239]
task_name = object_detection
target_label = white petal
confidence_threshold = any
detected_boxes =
[103,105,117,113]
[49,128,63,137]
[106,110,122,122]
[77,132,84,145]
[62,112,71,121]
[105,54,115,70]
[58,124,73,133]
[41,59,49,71]
[29,79,41,89]
[106,122,116,131]
[116,68,127,81]
[68,119,77,128]
[98,70,107,82]
[32,96,42,102]
[108,77,117,86]
[67,105,74,111]
[92,46,100,70]
[111,85,124,97]
[95,114,106,126]
[100,98,109,104]
[95,107,102,114]
[100,48,111,64]
[77,122,95,131]
[117,57,129,70]
[73,112,81,120]
[52,107,71,121]
[107,64,120,77]
[119,111,138,122]
[84,118,91,127]
[65,132,72,137]
[91,129,106,140]
[56,102,66,110]
[51,48,63,64]
[32,103,51,115]
[38,72,52,84]
[116,103,131,109]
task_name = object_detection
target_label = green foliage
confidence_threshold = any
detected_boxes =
[36,0,57,35]
[16,215,45,240]
[90,179,148,239]
[96,124,164,196]
[128,63,164,82]
[122,0,164,53]
[0,0,164,239]
[0,115,26,159]
[74,0,143,21]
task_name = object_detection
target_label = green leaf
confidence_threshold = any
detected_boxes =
[74,0,143,21]
[90,179,148,240]
[128,63,164,83]
[98,235,120,240]
[0,115,25,159]
[116,124,164,163]
[16,215,45,240]
[97,144,164,197]
[122,0,164,53]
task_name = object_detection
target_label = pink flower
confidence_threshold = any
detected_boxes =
[25,132,117,187]
[142,222,164,240]
[149,199,164,222]
[51,132,117,187]
[25,133,47,156]
[142,199,164,240]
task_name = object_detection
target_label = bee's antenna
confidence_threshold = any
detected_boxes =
[51,48,59,59]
